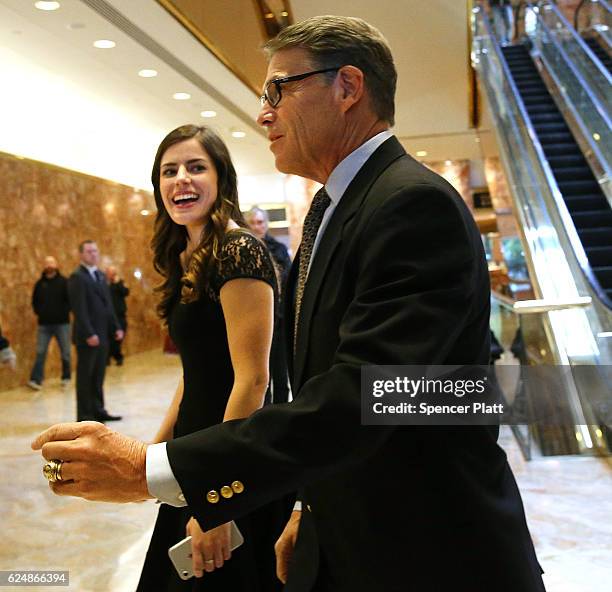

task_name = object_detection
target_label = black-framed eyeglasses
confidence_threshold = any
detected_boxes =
[259,67,341,108]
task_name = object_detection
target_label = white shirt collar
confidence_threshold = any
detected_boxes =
[82,263,98,274]
[325,130,393,203]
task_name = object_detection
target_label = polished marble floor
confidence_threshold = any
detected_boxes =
[1,350,611,591]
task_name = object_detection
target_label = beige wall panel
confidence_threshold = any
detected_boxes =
[0,153,162,392]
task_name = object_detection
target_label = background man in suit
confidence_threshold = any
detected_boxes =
[68,240,123,422]
[33,16,546,592]
[246,206,292,404]
[105,266,129,366]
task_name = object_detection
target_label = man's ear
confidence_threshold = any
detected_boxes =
[334,65,365,114]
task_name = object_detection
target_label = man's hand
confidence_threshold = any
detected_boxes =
[31,422,152,503]
[275,510,301,584]
[0,346,17,370]
[86,334,100,347]
[115,329,124,341]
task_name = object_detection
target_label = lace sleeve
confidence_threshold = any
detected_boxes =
[210,230,277,298]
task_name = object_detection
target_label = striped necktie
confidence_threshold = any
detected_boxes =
[293,187,331,355]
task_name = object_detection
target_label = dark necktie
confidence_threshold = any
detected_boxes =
[294,187,331,355]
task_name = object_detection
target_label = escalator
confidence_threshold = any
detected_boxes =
[575,0,612,74]
[472,2,612,458]
[582,36,612,74]
[501,44,612,305]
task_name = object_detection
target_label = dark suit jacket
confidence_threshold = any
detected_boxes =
[167,137,545,592]
[68,265,120,347]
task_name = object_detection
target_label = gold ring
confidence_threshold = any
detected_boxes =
[43,459,63,483]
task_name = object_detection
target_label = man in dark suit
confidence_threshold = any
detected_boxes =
[33,16,545,592]
[246,206,292,404]
[68,240,124,422]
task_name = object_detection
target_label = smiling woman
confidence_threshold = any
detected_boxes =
[138,124,287,591]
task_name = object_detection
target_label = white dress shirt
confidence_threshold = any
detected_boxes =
[146,129,394,506]
[82,263,99,281]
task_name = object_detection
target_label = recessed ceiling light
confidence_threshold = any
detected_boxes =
[231,130,246,138]
[173,92,191,100]
[416,150,427,157]
[593,132,601,141]
[200,110,217,118]
[140,209,150,216]
[35,1,61,11]
[138,69,158,78]
[93,39,116,49]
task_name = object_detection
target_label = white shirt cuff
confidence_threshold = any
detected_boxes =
[293,500,302,512]
[146,442,187,507]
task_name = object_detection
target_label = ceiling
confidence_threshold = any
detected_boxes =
[0,0,490,191]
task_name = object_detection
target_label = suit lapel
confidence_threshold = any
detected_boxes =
[293,137,406,389]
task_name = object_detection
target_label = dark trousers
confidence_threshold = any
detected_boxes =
[76,342,109,420]
[108,318,127,364]
[266,319,289,404]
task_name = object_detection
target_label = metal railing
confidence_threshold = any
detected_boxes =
[526,1,612,183]
[473,5,611,457]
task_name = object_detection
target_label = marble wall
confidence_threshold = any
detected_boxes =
[0,152,162,392]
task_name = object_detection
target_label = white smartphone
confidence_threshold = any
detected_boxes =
[168,521,245,580]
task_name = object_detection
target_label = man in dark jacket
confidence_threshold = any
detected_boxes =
[68,241,123,421]
[246,206,292,403]
[28,256,71,390]
[0,322,17,370]
[105,266,129,366]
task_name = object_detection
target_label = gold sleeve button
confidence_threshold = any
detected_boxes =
[220,485,233,499]
[206,490,220,504]
[231,480,245,494]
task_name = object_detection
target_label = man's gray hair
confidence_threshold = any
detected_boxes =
[245,206,269,223]
[264,15,397,125]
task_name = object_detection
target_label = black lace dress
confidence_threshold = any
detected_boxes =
[137,230,287,592]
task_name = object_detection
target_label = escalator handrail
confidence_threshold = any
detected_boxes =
[491,291,593,313]
[527,0,612,178]
[536,0,612,93]
[476,8,611,310]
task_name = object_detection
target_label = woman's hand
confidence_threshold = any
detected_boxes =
[186,517,232,577]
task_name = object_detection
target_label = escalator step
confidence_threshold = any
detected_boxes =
[528,113,565,124]
[524,95,555,106]
[552,166,595,181]
[585,246,612,266]
[518,85,549,95]
[508,61,538,73]
[558,180,601,195]
[572,210,612,228]
[577,227,612,247]
[593,266,612,287]
[538,131,575,143]
[542,143,581,156]
[547,154,587,167]
[564,194,608,211]
[512,72,540,80]
[526,103,559,114]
